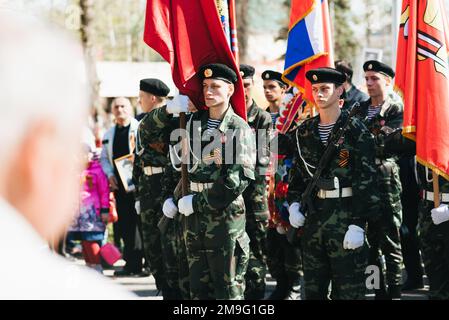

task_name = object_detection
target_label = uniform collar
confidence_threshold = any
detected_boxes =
[217,106,236,133]
[246,100,258,122]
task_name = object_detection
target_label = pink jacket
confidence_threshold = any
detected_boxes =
[69,159,110,233]
[81,159,110,215]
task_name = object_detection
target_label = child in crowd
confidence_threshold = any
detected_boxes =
[68,144,110,273]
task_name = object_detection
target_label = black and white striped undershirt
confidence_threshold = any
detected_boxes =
[206,118,222,136]
[367,106,381,121]
[318,122,335,144]
[270,112,279,125]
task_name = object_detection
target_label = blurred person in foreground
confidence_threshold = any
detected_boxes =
[0,11,133,299]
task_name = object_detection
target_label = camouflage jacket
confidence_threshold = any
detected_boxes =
[287,110,380,226]
[357,96,403,160]
[142,106,256,218]
[132,108,173,200]
[186,107,256,216]
[243,101,272,217]
[246,101,272,176]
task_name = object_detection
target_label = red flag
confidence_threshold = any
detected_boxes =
[143,0,246,120]
[395,0,449,180]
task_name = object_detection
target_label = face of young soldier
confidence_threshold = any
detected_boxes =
[242,78,254,108]
[263,80,285,103]
[365,71,390,100]
[138,91,156,113]
[311,82,342,110]
[202,78,234,109]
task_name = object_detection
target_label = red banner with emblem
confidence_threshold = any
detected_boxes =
[395,0,449,180]
[143,0,246,120]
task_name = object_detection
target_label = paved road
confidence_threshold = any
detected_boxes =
[72,257,429,300]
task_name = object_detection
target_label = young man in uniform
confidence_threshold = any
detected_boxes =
[287,67,379,299]
[359,60,404,299]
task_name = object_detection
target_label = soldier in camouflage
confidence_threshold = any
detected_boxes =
[262,70,303,300]
[287,68,380,300]
[140,64,255,299]
[358,60,404,299]
[136,94,197,300]
[416,164,449,299]
[174,63,255,299]
[239,64,272,300]
[133,78,172,298]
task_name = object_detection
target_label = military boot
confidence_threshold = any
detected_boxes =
[388,285,402,300]
[402,277,424,291]
[285,284,301,300]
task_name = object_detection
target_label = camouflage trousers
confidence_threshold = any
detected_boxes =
[162,215,190,300]
[244,215,269,300]
[266,228,302,290]
[184,213,250,300]
[139,174,167,294]
[160,218,185,299]
[367,161,403,288]
[419,200,449,300]
[243,177,270,299]
[301,198,368,300]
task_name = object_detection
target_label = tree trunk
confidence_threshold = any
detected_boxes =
[235,0,249,63]
[79,0,101,112]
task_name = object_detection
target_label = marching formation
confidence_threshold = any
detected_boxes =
[100,58,448,300]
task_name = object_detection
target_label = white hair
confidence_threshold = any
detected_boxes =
[0,11,88,161]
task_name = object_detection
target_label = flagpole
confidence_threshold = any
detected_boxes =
[433,171,440,208]
[180,112,189,196]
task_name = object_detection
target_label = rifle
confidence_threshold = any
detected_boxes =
[287,103,361,245]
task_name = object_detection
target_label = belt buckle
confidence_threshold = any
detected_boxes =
[317,189,326,199]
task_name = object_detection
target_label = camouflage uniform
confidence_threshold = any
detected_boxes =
[416,164,449,300]
[146,105,254,299]
[287,110,379,300]
[243,101,272,300]
[140,106,193,299]
[133,110,172,297]
[183,107,255,300]
[160,161,189,300]
[357,97,404,298]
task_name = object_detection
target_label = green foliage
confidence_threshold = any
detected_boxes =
[329,0,360,63]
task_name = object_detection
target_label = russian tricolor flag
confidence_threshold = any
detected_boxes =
[282,0,334,104]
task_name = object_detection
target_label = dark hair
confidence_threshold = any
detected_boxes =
[335,60,353,84]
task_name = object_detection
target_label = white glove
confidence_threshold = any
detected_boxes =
[134,201,141,214]
[162,198,178,219]
[166,94,189,114]
[288,202,305,228]
[343,225,365,250]
[431,204,449,225]
[178,194,194,216]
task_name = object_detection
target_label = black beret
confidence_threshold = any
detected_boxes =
[261,70,288,87]
[363,60,395,78]
[140,78,170,97]
[305,67,346,85]
[199,63,238,83]
[335,60,353,81]
[239,64,255,79]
